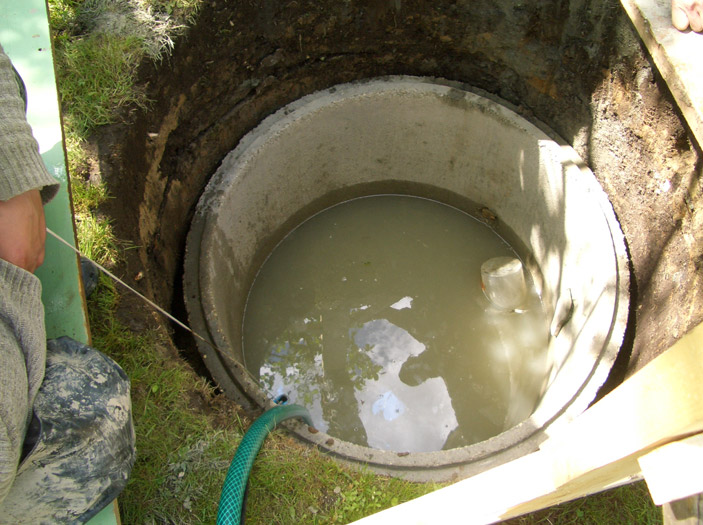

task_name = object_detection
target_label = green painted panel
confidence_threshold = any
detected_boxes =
[1,1,117,523]
[88,502,122,525]
[0,0,89,343]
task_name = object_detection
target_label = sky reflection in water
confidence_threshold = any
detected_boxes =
[259,313,458,452]
[245,196,549,452]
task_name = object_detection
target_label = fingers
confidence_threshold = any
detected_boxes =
[672,0,703,32]
[673,4,691,30]
[691,8,703,32]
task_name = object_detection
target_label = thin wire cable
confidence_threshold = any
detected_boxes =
[47,228,205,339]
[45,227,261,387]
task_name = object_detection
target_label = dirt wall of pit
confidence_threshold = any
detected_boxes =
[90,0,702,386]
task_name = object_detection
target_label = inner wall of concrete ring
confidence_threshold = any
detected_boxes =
[184,77,630,481]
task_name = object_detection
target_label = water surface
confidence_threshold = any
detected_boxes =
[243,195,549,452]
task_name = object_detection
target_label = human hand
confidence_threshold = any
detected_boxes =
[672,0,703,32]
[0,189,47,273]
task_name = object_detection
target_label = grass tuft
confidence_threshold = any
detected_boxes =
[87,275,240,523]
[71,175,109,216]
[505,481,661,525]
[74,209,120,266]
[56,33,148,138]
[246,441,439,524]
[48,0,201,141]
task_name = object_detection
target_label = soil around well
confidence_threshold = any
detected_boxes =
[85,0,702,405]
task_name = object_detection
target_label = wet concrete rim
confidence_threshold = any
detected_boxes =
[183,76,630,482]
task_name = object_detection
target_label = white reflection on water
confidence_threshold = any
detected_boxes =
[259,348,329,433]
[390,296,414,311]
[257,316,459,452]
[352,319,458,452]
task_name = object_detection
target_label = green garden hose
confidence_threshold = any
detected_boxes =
[216,403,313,525]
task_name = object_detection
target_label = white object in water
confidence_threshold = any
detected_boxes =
[480,257,527,311]
[390,296,413,310]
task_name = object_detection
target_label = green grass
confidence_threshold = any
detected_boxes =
[48,0,200,142]
[70,173,108,216]
[86,276,234,523]
[246,448,436,524]
[506,482,661,524]
[56,33,148,139]
[69,168,121,267]
[73,211,120,266]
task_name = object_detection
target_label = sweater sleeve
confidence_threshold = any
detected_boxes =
[0,43,56,505]
[0,260,46,505]
[0,44,59,204]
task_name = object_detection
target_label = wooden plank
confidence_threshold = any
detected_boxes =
[619,0,703,148]
[662,493,703,525]
[352,322,703,524]
[640,433,703,505]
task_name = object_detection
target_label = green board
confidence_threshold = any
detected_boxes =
[0,1,116,523]
[0,0,89,343]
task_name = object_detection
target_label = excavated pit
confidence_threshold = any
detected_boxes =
[182,77,629,480]
[91,0,703,482]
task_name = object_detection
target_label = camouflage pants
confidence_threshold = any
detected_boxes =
[0,337,135,524]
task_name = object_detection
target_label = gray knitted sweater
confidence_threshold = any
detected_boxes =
[0,43,60,506]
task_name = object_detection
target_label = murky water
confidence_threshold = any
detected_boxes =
[242,195,549,452]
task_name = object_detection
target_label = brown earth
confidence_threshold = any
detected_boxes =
[85,0,702,397]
